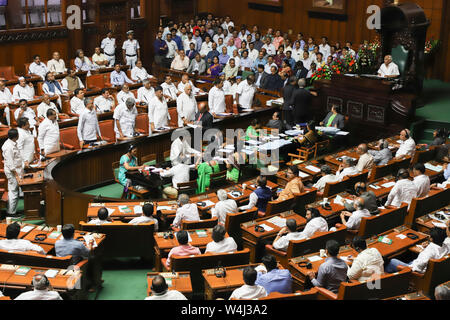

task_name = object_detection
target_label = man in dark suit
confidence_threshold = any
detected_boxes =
[266,111,284,132]
[194,102,214,133]
[254,64,267,88]
[261,66,283,91]
[281,76,298,129]
[294,61,308,80]
[289,78,318,125]
[320,105,345,130]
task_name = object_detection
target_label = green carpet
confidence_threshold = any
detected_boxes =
[82,183,124,199]
[416,79,450,122]
[95,269,150,300]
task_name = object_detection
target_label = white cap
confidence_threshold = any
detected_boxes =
[127,30,134,35]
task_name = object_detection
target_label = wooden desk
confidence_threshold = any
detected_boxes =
[147,271,193,298]
[0,264,84,300]
[297,161,323,180]
[153,228,218,271]
[191,193,219,216]
[276,170,313,186]
[87,202,147,219]
[384,291,431,300]
[324,149,361,172]
[367,176,397,199]
[368,135,400,154]
[202,264,260,300]
[0,222,38,239]
[22,226,105,248]
[306,193,348,221]
[288,245,357,290]
[17,171,44,219]
[415,205,449,233]
[225,185,253,204]
[241,212,307,262]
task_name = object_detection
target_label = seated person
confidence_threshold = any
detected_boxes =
[395,129,416,159]
[129,202,159,231]
[433,163,450,189]
[225,150,246,183]
[196,159,220,194]
[385,168,418,208]
[368,139,392,166]
[320,105,345,130]
[0,223,45,254]
[344,182,379,215]
[385,227,448,273]
[117,84,136,105]
[412,163,430,198]
[295,121,318,148]
[430,128,448,146]
[307,240,348,294]
[336,158,359,182]
[211,189,238,225]
[88,207,112,225]
[205,224,237,253]
[266,112,283,132]
[110,64,134,87]
[160,159,190,200]
[145,275,187,300]
[356,143,374,172]
[118,144,145,191]
[171,194,200,230]
[377,55,400,79]
[340,197,371,230]
[277,165,304,201]
[239,176,273,216]
[312,165,338,194]
[15,274,62,300]
[245,119,261,141]
[435,282,450,300]
[229,266,267,300]
[272,209,328,251]
[55,224,94,259]
[165,230,201,268]
[347,236,384,282]
[61,69,85,92]
[255,254,292,294]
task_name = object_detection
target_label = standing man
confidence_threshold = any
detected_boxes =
[16,117,36,167]
[154,30,168,66]
[2,129,23,216]
[236,75,256,110]
[101,30,116,67]
[148,86,170,133]
[122,30,140,68]
[176,84,197,127]
[113,98,138,139]
[38,109,60,156]
[77,99,102,149]
[208,79,226,117]
[290,78,318,125]
[14,99,37,134]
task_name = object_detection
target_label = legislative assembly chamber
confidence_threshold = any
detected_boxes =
[0,0,449,303]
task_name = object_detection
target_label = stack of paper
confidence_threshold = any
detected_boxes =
[134,206,143,214]
[381,181,396,188]
[307,255,322,262]
[20,226,35,233]
[425,163,443,172]
[266,216,286,228]
[370,184,381,190]
[305,165,321,173]
[334,195,344,206]
[15,266,31,276]
[48,231,61,239]
[195,230,208,238]
[44,269,59,278]
[298,171,310,178]
[259,224,273,232]
[157,206,174,211]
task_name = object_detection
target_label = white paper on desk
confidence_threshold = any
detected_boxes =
[259,224,274,232]
[307,255,322,263]
[334,195,344,206]
[134,206,143,214]
[267,216,286,228]
[305,165,321,173]
[370,184,381,190]
[396,234,407,240]
[381,182,396,188]
[20,226,35,233]
[106,208,115,216]
[432,221,447,228]
[157,206,174,211]
[425,163,443,172]
[83,234,98,248]
[202,200,216,207]
[44,269,59,278]
[336,131,350,136]
[299,171,310,178]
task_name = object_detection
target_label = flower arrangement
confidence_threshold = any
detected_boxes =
[330,58,345,75]
[311,65,332,81]
[424,39,440,56]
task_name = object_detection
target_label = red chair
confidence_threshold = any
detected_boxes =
[135,113,149,135]
[0,66,20,81]
[99,120,116,143]
[59,127,81,150]
[168,108,178,128]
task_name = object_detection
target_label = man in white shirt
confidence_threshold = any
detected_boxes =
[47,51,67,74]
[16,117,36,166]
[176,84,197,127]
[110,64,135,87]
[211,189,238,225]
[355,143,374,172]
[171,194,200,228]
[137,79,155,105]
[170,134,201,166]
[183,32,196,52]
[131,60,153,82]
[336,158,359,182]
[14,100,37,132]
[378,55,400,78]
[208,79,226,116]
[205,224,237,253]
[145,275,187,300]
[0,223,45,254]
[170,50,190,72]
[38,109,60,156]
[148,86,170,133]
[395,129,416,159]
[160,159,190,200]
[300,51,312,70]
[61,69,85,92]
[122,30,140,68]
[101,30,116,67]
[88,207,112,225]
[221,16,234,33]
[319,37,331,60]
[42,72,65,111]
[262,37,276,56]
[385,169,418,208]
[116,84,136,105]
[15,274,62,300]
[37,95,59,120]
[70,88,86,116]
[13,77,35,102]
[340,197,371,230]
[2,130,24,215]
[291,41,303,62]
[229,266,267,300]
[28,55,48,80]
[236,75,256,110]
[129,202,159,231]
[200,35,213,58]
[77,99,102,148]
[347,236,384,282]
[412,163,430,198]
[385,227,448,273]
[248,42,259,62]
[0,80,13,125]
[93,89,115,113]
[264,56,278,74]
[313,165,339,193]
[165,33,178,67]
[91,47,109,69]
[178,74,202,95]
[161,75,180,101]
[113,98,138,139]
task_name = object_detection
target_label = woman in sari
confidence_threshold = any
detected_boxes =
[196,160,220,193]
[207,56,222,78]
[118,144,144,199]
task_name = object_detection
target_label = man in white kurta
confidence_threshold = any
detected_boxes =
[16,118,36,165]
[236,76,256,110]
[38,109,60,156]
[211,189,238,225]
[93,89,115,113]
[395,129,416,158]
[28,55,48,80]
[385,170,418,208]
[77,100,102,148]
[131,60,153,82]
[13,78,35,101]
[170,135,201,165]
[113,98,138,139]
[208,80,226,116]
[378,55,400,78]
[176,85,198,127]
[137,80,155,105]
[148,86,170,133]
[116,84,136,105]
[70,89,86,116]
